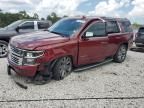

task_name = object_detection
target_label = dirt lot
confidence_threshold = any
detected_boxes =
[0,49,144,108]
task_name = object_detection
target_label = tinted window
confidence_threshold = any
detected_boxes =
[38,22,49,29]
[121,21,132,32]
[107,21,120,34]
[86,22,106,37]
[20,22,34,29]
[138,27,144,33]
[48,19,85,36]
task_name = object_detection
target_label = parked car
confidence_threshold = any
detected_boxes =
[135,26,144,47]
[0,19,52,58]
[7,16,133,81]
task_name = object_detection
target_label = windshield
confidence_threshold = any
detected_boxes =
[138,27,144,33]
[6,20,23,29]
[48,19,86,37]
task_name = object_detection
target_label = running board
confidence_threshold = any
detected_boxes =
[74,58,113,72]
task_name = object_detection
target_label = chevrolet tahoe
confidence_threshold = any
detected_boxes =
[7,16,133,81]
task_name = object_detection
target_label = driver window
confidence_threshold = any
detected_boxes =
[85,22,106,38]
[19,22,34,29]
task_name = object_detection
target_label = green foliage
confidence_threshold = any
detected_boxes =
[132,22,142,29]
[0,10,67,27]
[47,12,61,24]
[41,18,45,20]
[33,13,39,19]
[0,12,20,27]
[0,10,34,27]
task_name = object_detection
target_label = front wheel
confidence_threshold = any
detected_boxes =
[53,56,72,80]
[113,45,127,63]
[0,40,8,58]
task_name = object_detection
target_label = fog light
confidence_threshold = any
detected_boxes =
[23,58,35,65]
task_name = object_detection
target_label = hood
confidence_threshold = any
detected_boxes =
[0,26,11,31]
[0,28,6,34]
[0,27,17,37]
[10,31,70,50]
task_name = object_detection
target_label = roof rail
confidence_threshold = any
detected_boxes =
[95,17,105,22]
[87,16,106,22]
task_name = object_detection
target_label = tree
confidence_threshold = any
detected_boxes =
[41,18,45,20]
[18,11,31,19]
[63,15,68,18]
[47,12,61,24]
[0,11,34,27]
[132,22,142,29]
[33,13,39,19]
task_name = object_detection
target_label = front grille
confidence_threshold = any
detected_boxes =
[8,45,23,65]
[10,45,24,56]
[9,54,23,65]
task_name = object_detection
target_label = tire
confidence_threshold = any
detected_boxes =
[113,45,127,63]
[53,56,72,80]
[0,40,8,58]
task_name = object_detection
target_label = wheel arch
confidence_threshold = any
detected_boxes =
[49,55,74,71]
[0,39,9,43]
[121,42,128,50]
[114,42,128,56]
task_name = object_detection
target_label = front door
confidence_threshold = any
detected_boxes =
[78,21,109,65]
[18,21,35,34]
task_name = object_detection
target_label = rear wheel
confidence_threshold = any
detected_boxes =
[0,40,8,58]
[113,45,127,63]
[53,56,72,80]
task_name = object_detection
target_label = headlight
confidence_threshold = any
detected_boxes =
[24,51,44,58]
[23,51,44,65]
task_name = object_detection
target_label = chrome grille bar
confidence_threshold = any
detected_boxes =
[8,45,23,65]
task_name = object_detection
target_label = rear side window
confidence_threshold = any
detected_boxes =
[138,27,144,33]
[106,21,120,34]
[38,22,49,29]
[121,21,133,32]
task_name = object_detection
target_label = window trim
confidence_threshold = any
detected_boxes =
[18,21,35,30]
[106,21,120,34]
[81,21,107,39]
[120,21,133,33]
[37,21,49,30]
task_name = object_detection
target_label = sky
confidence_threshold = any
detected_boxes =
[0,0,144,24]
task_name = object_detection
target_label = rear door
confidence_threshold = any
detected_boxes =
[105,21,121,56]
[37,21,50,30]
[78,21,109,65]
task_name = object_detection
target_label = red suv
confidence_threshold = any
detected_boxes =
[7,16,133,80]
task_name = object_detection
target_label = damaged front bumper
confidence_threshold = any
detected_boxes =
[7,62,38,77]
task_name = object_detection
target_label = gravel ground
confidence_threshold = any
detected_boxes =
[0,49,144,108]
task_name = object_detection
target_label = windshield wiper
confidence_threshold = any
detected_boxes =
[48,30,68,37]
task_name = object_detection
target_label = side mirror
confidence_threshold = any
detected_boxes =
[15,26,20,32]
[84,32,93,38]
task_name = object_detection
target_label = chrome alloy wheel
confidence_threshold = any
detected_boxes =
[58,57,72,78]
[0,43,8,57]
[117,45,127,61]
